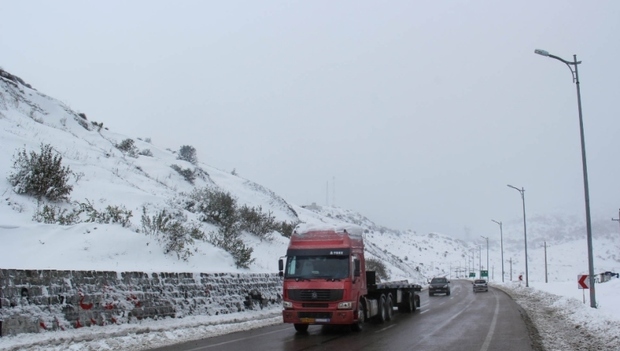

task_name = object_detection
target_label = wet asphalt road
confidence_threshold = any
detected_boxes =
[150,280,536,351]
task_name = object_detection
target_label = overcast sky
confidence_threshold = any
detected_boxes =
[2,1,619,239]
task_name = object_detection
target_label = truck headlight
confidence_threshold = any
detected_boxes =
[443,285,448,288]
[283,301,293,309]
[337,301,353,309]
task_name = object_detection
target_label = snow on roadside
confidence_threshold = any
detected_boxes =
[0,307,282,351]
[497,281,620,351]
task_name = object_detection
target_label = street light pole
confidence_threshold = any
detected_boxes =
[492,220,504,282]
[481,236,489,279]
[477,244,483,277]
[612,208,620,235]
[535,49,596,308]
[508,184,529,287]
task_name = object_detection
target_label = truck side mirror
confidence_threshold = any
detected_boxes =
[278,258,284,272]
[354,259,361,277]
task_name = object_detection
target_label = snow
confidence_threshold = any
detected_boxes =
[1,73,620,350]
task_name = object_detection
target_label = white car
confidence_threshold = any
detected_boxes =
[473,279,488,292]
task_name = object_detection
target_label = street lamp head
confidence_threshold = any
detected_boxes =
[507,184,523,193]
[535,49,550,57]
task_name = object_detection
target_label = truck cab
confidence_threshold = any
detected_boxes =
[279,225,367,332]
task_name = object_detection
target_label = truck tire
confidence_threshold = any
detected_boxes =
[398,292,414,313]
[294,324,308,332]
[374,295,387,323]
[351,299,365,332]
[385,294,394,321]
[447,290,451,296]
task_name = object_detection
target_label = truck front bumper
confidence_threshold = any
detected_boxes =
[282,309,355,325]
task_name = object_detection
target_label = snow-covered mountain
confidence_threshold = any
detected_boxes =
[1,68,617,286]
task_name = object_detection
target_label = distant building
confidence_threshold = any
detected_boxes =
[302,202,322,211]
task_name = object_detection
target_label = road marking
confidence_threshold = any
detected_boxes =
[480,291,500,351]
[183,327,289,350]
[420,309,429,314]
[375,324,396,333]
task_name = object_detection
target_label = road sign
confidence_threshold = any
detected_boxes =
[578,274,590,289]
[469,272,475,278]
[480,270,488,278]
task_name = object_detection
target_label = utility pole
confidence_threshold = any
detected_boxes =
[481,236,489,277]
[510,258,513,281]
[492,220,504,282]
[544,241,548,283]
[613,208,620,234]
[508,184,529,287]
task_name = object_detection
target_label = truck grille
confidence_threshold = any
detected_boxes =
[299,312,332,319]
[302,303,329,308]
[288,289,343,301]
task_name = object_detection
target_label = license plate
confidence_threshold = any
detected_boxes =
[315,318,330,323]
[300,318,315,323]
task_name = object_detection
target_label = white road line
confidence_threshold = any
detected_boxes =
[480,291,500,351]
[184,327,289,350]
[420,309,429,314]
[375,324,396,333]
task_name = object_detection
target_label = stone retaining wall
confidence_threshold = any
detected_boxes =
[0,269,282,337]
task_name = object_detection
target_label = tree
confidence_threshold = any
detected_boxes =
[178,145,198,165]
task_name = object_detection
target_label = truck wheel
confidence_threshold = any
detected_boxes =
[407,292,415,312]
[447,290,451,296]
[351,299,365,332]
[385,294,394,321]
[429,291,433,297]
[375,295,387,323]
[398,292,414,313]
[294,324,308,332]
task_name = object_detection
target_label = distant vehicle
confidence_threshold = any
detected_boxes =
[279,226,422,333]
[428,277,451,296]
[473,279,488,293]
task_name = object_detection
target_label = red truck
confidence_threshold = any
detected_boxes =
[278,225,421,332]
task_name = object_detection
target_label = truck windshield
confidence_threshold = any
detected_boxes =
[285,255,349,280]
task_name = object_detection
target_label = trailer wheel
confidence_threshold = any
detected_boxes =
[375,295,387,323]
[294,324,308,332]
[385,294,394,321]
[351,299,365,332]
[399,292,414,313]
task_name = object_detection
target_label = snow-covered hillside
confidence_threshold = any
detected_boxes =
[0,69,445,284]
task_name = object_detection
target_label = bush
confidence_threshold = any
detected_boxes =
[188,188,237,227]
[171,164,196,184]
[238,205,276,241]
[178,145,198,165]
[278,220,298,238]
[366,257,390,282]
[116,138,138,157]
[141,208,199,261]
[8,144,73,201]
[32,200,133,227]
[32,203,80,225]
[139,149,153,157]
[208,224,254,268]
